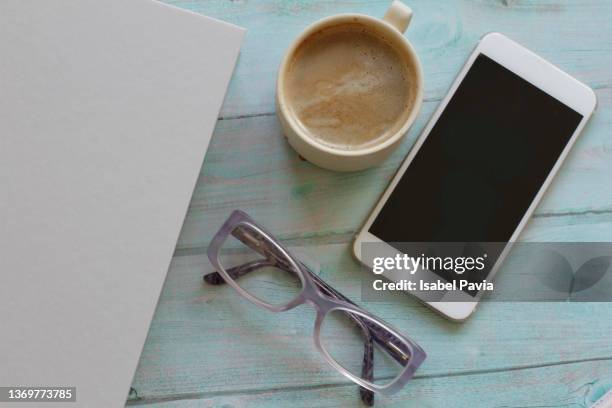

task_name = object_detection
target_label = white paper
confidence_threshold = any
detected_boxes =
[0,1,244,406]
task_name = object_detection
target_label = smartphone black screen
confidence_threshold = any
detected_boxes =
[369,54,583,291]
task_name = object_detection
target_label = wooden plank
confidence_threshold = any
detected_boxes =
[160,0,612,118]
[129,358,612,407]
[130,246,612,399]
[176,88,612,250]
[145,0,612,250]
[132,2,612,406]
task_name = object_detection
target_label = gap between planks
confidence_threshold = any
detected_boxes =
[173,208,612,257]
[215,97,446,121]
[215,83,611,122]
[126,354,612,406]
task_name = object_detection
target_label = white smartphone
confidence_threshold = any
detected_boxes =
[353,33,597,321]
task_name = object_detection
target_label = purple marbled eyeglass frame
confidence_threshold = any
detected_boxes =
[204,210,426,405]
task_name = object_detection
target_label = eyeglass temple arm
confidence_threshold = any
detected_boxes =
[203,260,410,365]
[203,259,270,285]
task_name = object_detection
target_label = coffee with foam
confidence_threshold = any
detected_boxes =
[284,23,417,150]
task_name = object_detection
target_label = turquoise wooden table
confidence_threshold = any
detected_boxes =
[127,1,612,407]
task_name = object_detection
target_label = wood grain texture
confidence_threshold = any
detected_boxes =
[164,0,612,118]
[130,0,612,406]
[130,360,612,407]
[177,91,612,251]
[130,249,612,401]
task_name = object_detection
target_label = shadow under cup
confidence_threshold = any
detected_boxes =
[276,14,423,171]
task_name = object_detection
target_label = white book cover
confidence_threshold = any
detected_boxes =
[0,1,244,406]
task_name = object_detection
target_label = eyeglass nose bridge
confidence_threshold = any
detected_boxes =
[301,288,337,314]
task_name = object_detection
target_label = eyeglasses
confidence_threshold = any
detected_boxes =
[203,210,426,405]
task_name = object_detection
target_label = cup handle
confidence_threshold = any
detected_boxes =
[383,1,413,33]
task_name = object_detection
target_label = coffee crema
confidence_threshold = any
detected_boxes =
[284,23,416,150]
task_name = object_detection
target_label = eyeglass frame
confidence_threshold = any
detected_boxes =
[205,210,426,397]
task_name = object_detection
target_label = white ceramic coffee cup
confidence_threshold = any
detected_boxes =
[276,1,423,172]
